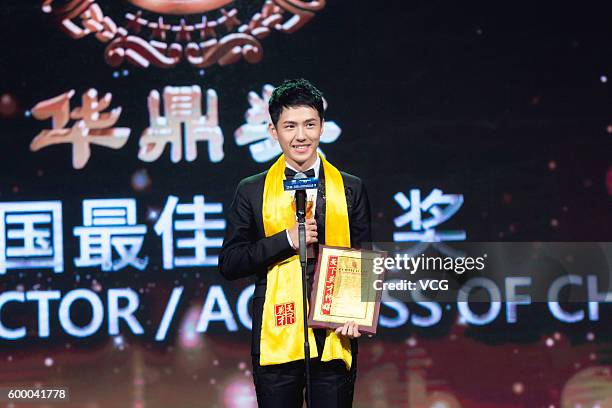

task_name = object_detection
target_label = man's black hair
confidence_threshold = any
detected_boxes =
[268,78,325,126]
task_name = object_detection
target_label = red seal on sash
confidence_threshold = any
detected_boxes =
[274,302,296,326]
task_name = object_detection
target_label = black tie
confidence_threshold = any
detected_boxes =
[285,167,315,178]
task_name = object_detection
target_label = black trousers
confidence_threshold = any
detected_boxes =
[251,354,357,408]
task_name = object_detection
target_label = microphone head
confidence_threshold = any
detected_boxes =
[283,172,318,191]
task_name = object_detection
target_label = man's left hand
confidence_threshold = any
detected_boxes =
[335,321,361,339]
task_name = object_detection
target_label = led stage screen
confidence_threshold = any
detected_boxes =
[0,1,611,407]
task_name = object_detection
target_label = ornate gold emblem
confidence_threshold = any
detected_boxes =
[41,0,327,69]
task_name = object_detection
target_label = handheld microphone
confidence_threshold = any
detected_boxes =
[284,172,318,222]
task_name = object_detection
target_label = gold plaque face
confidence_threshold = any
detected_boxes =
[126,0,233,15]
[308,245,387,334]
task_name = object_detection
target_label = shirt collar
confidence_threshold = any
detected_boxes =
[285,155,321,178]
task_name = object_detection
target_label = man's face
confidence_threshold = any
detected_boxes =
[269,105,323,170]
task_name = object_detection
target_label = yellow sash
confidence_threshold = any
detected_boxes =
[260,153,353,369]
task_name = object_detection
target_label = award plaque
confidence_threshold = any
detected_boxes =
[308,245,387,334]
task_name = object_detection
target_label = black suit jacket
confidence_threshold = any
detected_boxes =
[219,163,372,356]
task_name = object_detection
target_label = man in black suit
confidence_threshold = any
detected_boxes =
[219,78,371,407]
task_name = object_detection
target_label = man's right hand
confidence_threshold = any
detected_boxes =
[287,218,318,250]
